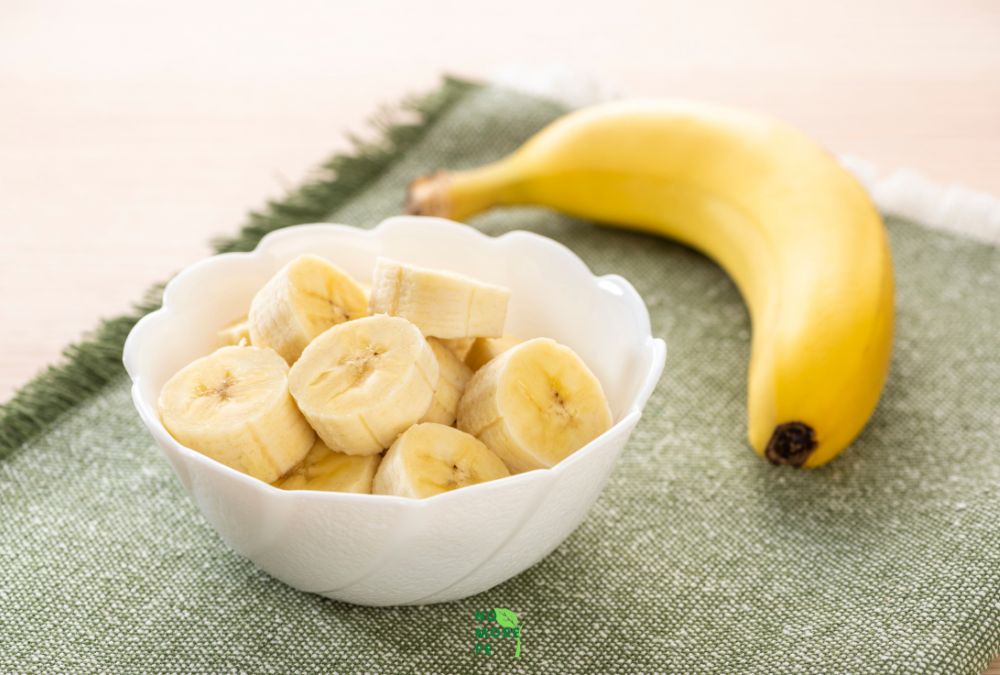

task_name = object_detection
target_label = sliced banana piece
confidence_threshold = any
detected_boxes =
[372,423,510,499]
[288,315,438,456]
[273,438,380,493]
[249,254,368,364]
[439,337,475,361]
[421,338,473,426]
[457,338,613,473]
[464,334,521,371]
[368,257,510,339]
[158,345,315,482]
[217,316,251,347]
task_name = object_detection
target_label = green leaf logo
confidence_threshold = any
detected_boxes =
[494,608,521,659]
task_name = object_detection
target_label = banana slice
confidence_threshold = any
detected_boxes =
[457,338,613,473]
[421,338,473,426]
[249,254,368,364]
[158,345,315,482]
[439,337,475,361]
[368,257,510,339]
[372,423,510,498]
[273,438,380,493]
[288,315,438,456]
[464,334,521,371]
[217,316,251,347]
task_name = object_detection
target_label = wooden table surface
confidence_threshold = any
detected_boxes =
[1,1,998,671]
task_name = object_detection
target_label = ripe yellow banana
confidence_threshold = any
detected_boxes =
[408,100,894,468]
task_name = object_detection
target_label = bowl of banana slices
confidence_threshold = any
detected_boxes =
[124,216,665,606]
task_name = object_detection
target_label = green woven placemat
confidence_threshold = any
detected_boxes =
[2,77,998,674]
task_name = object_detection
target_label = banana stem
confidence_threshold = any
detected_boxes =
[406,161,519,221]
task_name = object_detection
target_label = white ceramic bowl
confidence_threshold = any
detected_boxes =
[123,216,666,606]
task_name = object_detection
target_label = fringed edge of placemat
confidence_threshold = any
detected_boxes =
[0,75,482,459]
[841,155,1000,246]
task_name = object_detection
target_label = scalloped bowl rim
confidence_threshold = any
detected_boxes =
[123,216,666,509]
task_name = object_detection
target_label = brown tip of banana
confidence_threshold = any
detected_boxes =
[764,421,816,467]
[405,172,451,217]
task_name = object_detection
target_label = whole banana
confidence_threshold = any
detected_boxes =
[407,100,894,468]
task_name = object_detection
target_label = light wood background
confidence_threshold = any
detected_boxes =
[1,2,998,670]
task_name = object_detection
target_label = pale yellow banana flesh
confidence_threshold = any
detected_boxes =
[372,423,509,499]
[457,338,613,473]
[157,345,315,482]
[217,317,251,347]
[368,257,510,339]
[439,337,475,361]
[421,338,473,426]
[249,254,368,364]
[162,247,616,482]
[288,315,438,456]
[409,100,894,468]
[464,335,521,371]
[273,438,380,493]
